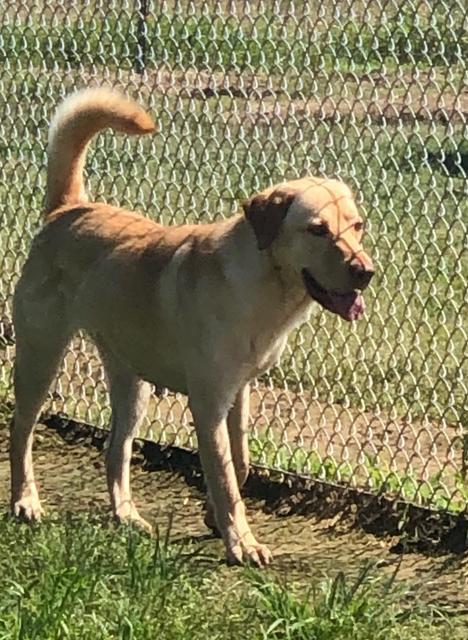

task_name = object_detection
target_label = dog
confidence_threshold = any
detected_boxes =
[10,88,374,566]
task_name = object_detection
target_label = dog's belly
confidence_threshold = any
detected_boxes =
[139,365,188,396]
[99,332,189,394]
[89,309,189,395]
[130,341,188,394]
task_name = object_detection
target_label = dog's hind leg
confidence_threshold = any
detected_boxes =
[204,384,250,533]
[99,347,152,533]
[10,327,70,521]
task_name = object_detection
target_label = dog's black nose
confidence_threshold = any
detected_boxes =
[349,258,374,289]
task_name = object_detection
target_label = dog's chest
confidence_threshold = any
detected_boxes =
[248,333,288,378]
[248,298,311,377]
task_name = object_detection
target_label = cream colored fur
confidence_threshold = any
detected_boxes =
[10,88,373,566]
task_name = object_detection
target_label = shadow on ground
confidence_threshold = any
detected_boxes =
[0,421,466,613]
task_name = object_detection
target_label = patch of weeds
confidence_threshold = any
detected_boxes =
[250,435,467,512]
[362,454,468,511]
[248,562,458,640]
[0,515,465,640]
[0,514,253,640]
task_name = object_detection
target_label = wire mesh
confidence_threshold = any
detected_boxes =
[0,0,466,513]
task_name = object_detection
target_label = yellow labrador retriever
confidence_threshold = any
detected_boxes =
[10,89,374,566]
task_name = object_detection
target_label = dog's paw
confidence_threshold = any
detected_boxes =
[114,504,153,535]
[221,517,273,567]
[226,541,273,567]
[12,495,44,522]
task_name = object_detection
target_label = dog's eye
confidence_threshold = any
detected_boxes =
[306,223,329,237]
[354,221,364,233]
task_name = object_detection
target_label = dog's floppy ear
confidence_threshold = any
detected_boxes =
[243,190,294,250]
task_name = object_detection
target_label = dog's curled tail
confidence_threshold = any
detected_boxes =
[45,87,155,215]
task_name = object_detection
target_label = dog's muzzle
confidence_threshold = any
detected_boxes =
[301,268,367,322]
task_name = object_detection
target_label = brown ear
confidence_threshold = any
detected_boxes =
[243,190,294,250]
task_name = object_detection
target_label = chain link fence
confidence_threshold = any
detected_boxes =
[0,1,467,513]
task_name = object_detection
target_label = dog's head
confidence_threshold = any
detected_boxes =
[243,176,374,321]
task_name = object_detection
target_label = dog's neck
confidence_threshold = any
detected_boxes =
[225,214,312,336]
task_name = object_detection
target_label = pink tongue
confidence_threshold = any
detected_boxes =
[333,292,365,321]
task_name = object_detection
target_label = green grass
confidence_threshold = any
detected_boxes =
[0,515,464,640]
[0,4,466,76]
[250,565,452,640]
[251,436,468,512]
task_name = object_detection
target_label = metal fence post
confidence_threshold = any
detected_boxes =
[135,0,149,74]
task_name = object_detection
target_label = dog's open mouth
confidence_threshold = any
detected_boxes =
[301,269,365,321]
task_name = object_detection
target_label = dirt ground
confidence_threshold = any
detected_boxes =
[0,421,466,615]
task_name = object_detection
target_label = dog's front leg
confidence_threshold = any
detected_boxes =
[190,392,271,566]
